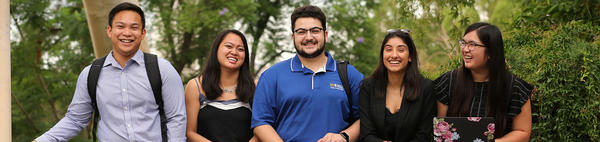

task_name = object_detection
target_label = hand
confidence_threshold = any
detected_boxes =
[317,133,347,142]
[248,136,258,142]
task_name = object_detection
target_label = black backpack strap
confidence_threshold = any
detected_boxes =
[87,56,106,142]
[336,60,356,123]
[144,53,168,142]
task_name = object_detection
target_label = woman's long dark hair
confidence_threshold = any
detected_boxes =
[200,29,255,103]
[368,30,422,101]
[448,22,512,136]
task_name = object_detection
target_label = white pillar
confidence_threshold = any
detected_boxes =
[0,0,12,141]
[83,0,149,58]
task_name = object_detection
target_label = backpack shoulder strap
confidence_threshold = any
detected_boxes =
[336,60,356,123]
[87,56,106,142]
[143,52,168,142]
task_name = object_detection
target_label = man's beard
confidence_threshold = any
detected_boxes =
[294,39,325,58]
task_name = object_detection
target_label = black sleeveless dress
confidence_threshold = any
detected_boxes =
[194,79,252,142]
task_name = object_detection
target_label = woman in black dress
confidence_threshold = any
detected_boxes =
[184,29,256,142]
[359,29,436,142]
[434,22,533,141]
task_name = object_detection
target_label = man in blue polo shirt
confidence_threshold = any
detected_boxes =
[252,5,363,142]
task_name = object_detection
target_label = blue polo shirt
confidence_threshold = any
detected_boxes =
[251,52,363,142]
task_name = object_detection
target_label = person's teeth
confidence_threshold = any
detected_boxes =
[120,40,132,43]
[389,61,400,64]
[228,57,237,62]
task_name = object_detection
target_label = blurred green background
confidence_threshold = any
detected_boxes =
[10,0,600,141]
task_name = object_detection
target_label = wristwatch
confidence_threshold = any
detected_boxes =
[339,131,349,142]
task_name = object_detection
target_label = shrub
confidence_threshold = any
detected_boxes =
[504,20,600,141]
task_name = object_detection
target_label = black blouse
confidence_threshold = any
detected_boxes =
[432,70,534,134]
[359,77,437,142]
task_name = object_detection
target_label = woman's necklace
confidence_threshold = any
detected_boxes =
[222,85,237,93]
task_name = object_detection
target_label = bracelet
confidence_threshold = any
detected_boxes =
[339,132,349,142]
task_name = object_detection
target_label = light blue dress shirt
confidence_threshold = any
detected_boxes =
[35,50,186,142]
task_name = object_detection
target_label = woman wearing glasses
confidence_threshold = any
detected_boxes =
[433,22,533,141]
[184,29,257,142]
[359,29,437,142]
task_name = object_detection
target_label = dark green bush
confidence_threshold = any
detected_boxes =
[504,20,600,141]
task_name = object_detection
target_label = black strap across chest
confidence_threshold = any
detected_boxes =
[87,53,167,142]
[336,60,357,124]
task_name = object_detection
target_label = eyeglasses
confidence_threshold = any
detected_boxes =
[387,29,411,34]
[459,39,486,50]
[293,27,324,37]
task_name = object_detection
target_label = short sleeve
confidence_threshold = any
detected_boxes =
[432,71,454,105]
[507,77,534,118]
[251,70,278,129]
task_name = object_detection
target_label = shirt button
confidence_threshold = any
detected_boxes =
[125,106,128,110]
[127,124,131,128]
[122,88,126,92]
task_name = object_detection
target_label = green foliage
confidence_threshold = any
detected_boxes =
[244,0,302,76]
[505,0,600,140]
[10,0,600,141]
[325,0,379,74]
[145,0,258,81]
[371,0,498,75]
[517,0,600,28]
[505,20,600,141]
[11,0,95,141]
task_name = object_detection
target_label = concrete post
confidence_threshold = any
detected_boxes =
[0,0,12,141]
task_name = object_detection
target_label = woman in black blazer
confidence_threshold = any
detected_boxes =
[359,29,436,142]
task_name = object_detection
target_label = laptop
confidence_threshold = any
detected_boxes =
[433,117,495,142]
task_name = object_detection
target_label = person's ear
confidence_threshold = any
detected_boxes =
[324,30,328,42]
[140,28,146,40]
[106,26,112,38]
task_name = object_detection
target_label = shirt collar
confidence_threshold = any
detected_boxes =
[289,51,337,73]
[104,50,144,68]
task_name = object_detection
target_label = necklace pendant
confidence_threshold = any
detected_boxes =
[222,85,237,93]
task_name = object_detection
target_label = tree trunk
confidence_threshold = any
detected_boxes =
[250,0,281,76]
[83,0,149,58]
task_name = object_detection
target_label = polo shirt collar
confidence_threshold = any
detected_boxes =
[289,51,337,73]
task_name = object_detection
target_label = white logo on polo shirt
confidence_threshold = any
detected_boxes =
[329,83,344,91]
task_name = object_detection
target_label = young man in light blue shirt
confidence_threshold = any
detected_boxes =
[252,5,363,142]
[34,2,186,142]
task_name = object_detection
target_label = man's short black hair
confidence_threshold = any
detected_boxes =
[108,2,145,29]
[291,5,326,31]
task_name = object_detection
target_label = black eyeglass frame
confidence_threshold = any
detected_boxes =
[293,27,325,36]
[458,39,487,50]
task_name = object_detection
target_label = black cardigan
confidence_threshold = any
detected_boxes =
[359,77,436,142]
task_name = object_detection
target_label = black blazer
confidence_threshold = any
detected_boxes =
[359,77,436,142]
